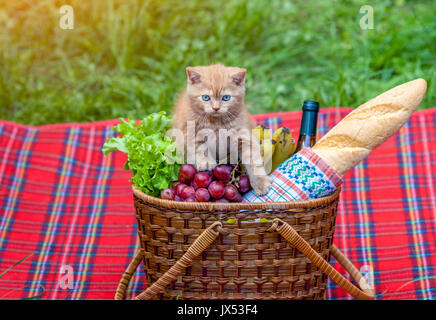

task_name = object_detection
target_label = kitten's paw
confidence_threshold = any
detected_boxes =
[195,159,217,171]
[251,174,272,196]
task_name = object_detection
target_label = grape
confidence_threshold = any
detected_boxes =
[178,164,197,184]
[232,192,243,203]
[175,183,188,196]
[208,181,225,199]
[172,181,181,190]
[181,186,196,199]
[195,188,210,202]
[191,179,199,190]
[164,162,252,203]
[161,188,175,200]
[178,175,191,185]
[213,165,232,182]
[204,170,214,178]
[237,174,250,193]
[227,164,236,171]
[194,172,212,188]
[224,184,238,201]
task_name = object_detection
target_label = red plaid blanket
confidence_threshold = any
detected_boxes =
[1,107,435,300]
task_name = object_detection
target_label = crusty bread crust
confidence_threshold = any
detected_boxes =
[312,78,427,176]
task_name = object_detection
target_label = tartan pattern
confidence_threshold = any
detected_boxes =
[243,147,343,202]
[0,107,436,300]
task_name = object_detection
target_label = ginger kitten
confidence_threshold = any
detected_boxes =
[172,63,271,195]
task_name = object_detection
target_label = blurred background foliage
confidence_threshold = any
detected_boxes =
[0,0,435,125]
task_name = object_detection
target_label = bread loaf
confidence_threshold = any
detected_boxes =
[312,78,427,177]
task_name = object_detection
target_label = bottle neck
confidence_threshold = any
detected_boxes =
[299,110,318,137]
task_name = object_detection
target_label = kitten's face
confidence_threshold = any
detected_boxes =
[185,64,246,119]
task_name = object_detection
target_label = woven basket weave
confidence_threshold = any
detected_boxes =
[115,185,375,300]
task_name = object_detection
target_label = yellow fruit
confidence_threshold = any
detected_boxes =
[271,127,294,171]
[261,138,276,174]
[252,125,264,142]
[252,125,272,143]
[252,125,275,174]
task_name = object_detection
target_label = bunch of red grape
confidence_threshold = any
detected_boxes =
[160,164,251,202]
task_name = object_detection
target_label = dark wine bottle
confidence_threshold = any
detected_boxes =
[294,100,319,153]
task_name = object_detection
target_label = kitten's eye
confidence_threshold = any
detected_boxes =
[222,95,231,101]
[201,95,211,102]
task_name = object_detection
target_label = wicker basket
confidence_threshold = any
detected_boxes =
[115,185,375,300]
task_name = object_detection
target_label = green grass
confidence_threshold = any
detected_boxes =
[0,0,435,125]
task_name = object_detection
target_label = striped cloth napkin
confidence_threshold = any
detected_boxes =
[243,147,343,202]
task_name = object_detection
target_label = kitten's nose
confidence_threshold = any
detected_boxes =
[212,106,220,111]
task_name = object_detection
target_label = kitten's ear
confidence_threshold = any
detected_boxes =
[231,68,246,86]
[186,67,201,85]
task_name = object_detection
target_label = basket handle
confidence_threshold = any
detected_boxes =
[115,248,144,300]
[115,221,222,300]
[116,218,375,300]
[267,218,375,300]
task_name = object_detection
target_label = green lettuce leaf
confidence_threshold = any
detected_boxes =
[102,111,181,197]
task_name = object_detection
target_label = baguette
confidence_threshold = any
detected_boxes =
[312,78,427,177]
